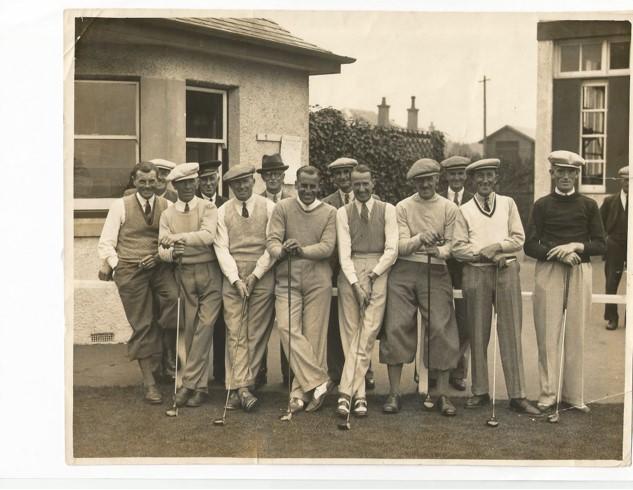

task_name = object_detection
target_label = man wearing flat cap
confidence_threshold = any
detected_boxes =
[258,153,293,387]
[158,162,221,409]
[98,161,178,404]
[214,164,277,411]
[266,165,337,413]
[525,150,605,412]
[380,158,460,416]
[452,158,540,415]
[196,159,229,386]
[600,165,629,330]
[438,155,474,392]
[150,159,179,202]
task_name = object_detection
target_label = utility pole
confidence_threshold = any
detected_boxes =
[479,75,491,157]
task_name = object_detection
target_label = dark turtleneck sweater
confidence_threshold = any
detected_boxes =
[524,191,606,262]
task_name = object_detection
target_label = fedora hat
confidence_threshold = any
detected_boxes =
[257,153,289,174]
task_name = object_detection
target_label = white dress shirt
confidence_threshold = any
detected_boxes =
[555,187,576,196]
[296,196,322,212]
[339,189,354,205]
[174,195,200,212]
[336,197,399,285]
[447,187,464,206]
[214,194,276,285]
[621,190,628,210]
[266,190,283,203]
[200,192,216,204]
[98,193,158,269]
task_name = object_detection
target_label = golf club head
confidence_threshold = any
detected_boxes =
[212,418,226,426]
[337,421,351,431]
[486,417,499,427]
[279,412,293,422]
[548,412,560,424]
[165,407,178,417]
[423,396,434,410]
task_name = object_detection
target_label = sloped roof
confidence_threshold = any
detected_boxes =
[168,17,355,64]
[478,124,535,143]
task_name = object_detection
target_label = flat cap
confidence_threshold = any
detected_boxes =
[167,162,199,182]
[466,158,500,174]
[149,158,176,171]
[258,153,289,173]
[618,165,629,177]
[441,156,471,170]
[199,160,222,177]
[548,150,585,169]
[328,157,358,170]
[406,158,441,180]
[224,164,255,183]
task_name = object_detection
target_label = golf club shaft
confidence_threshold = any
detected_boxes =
[346,302,367,426]
[554,266,572,417]
[426,255,431,396]
[491,267,499,419]
[286,253,292,415]
[173,256,183,399]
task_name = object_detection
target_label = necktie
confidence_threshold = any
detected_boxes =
[184,202,190,213]
[453,192,460,206]
[361,202,369,223]
[144,200,151,217]
[344,193,350,204]
[273,194,278,203]
[483,196,491,213]
[242,202,249,218]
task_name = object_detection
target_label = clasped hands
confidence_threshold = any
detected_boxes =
[233,274,258,299]
[281,238,303,258]
[160,234,187,260]
[546,242,584,266]
[416,230,445,258]
[353,272,376,308]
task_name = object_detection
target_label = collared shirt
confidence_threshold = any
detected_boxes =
[295,195,322,212]
[200,192,217,204]
[175,195,200,213]
[336,197,398,284]
[555,187,576,196]
[214,194,275,285]
[474,191,495,210]
[98,193,160,269]
[266,190,283,203]
[339,189,354,205]
[447,187,465,206]
[621,190,628,210]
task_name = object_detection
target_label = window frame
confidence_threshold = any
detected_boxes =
[185,85,228,155]
[555,36,630,79]
[578,80,608,193]
[74,79,140,210]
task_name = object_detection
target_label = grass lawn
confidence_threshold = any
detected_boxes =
[73,385,624,461]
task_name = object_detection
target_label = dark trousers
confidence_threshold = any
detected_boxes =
[604,238,627,322]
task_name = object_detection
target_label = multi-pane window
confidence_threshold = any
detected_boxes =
[185,86,227,163]
[74,80,139,209]
[580,82,607,190]
[556,37,630,77]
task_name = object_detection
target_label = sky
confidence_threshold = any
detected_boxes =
[261,10,544,143]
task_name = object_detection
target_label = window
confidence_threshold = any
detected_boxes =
[556,37,630,78]
[185,86,227,163]
[579,82,607,192]
[74,80,139,209]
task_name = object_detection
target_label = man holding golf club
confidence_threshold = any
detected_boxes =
[335,163,398,419]
[214,164,277,412]
[266,165,337,414]
[158,162,222,409]
[525,150,606,414]
[98,161,179,404]
[452,158,540,416]
[379,158,460,416]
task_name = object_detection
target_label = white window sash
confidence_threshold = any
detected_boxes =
[579,81,608,193]
[555,37,631,78]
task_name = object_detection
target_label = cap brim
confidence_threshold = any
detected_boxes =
[551,163,581,169]
[410,172,440,179]
[256,165,289,173]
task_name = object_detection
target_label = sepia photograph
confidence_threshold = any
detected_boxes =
[65,8,632,464]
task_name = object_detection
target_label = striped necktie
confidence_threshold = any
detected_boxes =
[344,193,350,204]
[144,200,151,217]
[361,202,369,223]
[483,196,490,213]
[242,202,249,218]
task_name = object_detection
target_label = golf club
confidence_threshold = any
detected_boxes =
[337,302,367,431]
[166,255,183,418]
[280,252,294,422]
[486,266,500,428]
[423,254,434,410]
[213,295,249,426]
[548,265,572,424]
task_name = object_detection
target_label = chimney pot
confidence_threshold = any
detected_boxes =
[377,97,390,128]
[407,95,419,131]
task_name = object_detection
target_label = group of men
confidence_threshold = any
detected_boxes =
[98,147,625,420]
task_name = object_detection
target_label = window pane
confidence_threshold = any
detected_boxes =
[186,142,220,163]
[75,139,137,198]
[560,44,580,72]
[582,85,605,109]
[610,41,630,69]
[186,90,223,139]
[581,137,605,161]
[582,161,604,186]
[581,112,605,135]
[75,81,137,135]
[581,43,602,71]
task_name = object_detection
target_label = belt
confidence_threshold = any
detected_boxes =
[469,256,517,266]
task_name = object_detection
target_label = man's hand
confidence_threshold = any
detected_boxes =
[160,233,184,248]
[282,239,303,256]
[425,245,440,258]
[480,243,502,261]
[98,262,113,281]
[494,256,508,269]
[547,242,583,262]
[416,230,440,248]
[245,274,258,295]
[172,240,185,260]
[353,282,369,308]
[139,254,158,270]
[233,279,249,299]
[560,252,582,266]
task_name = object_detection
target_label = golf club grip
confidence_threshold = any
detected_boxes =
[562,266,572,310]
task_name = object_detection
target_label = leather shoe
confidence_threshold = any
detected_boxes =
[185,391,208,407]
[438,395,457,416]
[174,386,193,407]
[239,389,258,412]
[450,377,467,391]
[560,401,591,413]
[144,384,163,404]
[606,320,618,330]
[225,390,241,411]
[509,398,541,415]
[336,397,351,418]
[382,394,401,414]
[306,380,335,412]
[464,393,490,408]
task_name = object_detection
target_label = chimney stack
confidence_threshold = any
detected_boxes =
[377,97,390,127]
[407,96,419,131]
